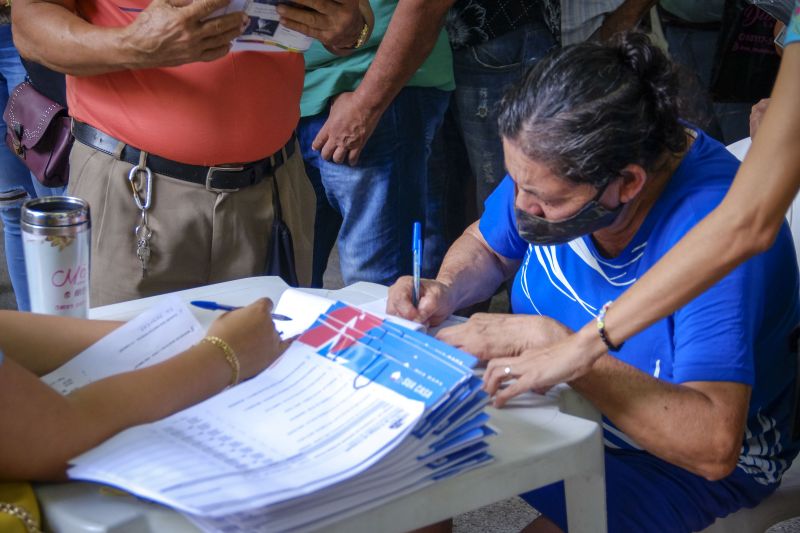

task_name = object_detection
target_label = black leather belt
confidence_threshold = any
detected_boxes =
[71,120,295,192]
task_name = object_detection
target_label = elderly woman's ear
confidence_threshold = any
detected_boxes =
[616,164,649,204]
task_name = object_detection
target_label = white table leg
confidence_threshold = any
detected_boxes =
[564,470,607,533]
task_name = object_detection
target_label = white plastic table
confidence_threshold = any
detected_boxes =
[36,277,607,533]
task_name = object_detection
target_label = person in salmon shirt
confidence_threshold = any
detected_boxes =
[11,0,372,306]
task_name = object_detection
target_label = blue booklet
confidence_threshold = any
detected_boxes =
[299,302,477,409]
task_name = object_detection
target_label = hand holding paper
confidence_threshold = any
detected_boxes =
[277,0,365,50]
[124,0,247,69]
[205,298,293,379]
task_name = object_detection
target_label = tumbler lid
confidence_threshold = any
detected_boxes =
[21,196,90,227]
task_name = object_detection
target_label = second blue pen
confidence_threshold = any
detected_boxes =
[190,300,292,321]
[412,221,422,307]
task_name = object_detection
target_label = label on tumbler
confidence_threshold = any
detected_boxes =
[22,197,91,317]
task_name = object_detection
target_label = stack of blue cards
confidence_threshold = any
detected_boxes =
[190,301,495,532]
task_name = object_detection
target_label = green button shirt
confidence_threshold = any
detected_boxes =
[300,0,454,117]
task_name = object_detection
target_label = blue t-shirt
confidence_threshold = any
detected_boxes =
[479,129,800,488]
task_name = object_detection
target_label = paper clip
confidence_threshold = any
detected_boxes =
[306,312,394,390]
[352,351,389,390]
[313,307,467,393]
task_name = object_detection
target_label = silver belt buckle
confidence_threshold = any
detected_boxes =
[205,165,244,193]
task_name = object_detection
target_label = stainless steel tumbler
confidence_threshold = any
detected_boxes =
[21,196,91,317]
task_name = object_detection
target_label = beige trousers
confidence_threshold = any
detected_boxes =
[67,140,314,306]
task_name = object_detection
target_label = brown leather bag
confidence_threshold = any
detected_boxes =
[3,81,72,187]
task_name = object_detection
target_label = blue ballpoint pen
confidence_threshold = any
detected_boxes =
[190,300,292,321]
[412,222,422,307]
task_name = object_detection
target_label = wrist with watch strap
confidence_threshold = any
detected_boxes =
[348,18,370,49]
[334,11,370,51]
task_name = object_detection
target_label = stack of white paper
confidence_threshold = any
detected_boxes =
[48,291,494,531]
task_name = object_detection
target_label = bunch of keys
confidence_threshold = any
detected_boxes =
[128,163,153,276]
[135,211,152,275]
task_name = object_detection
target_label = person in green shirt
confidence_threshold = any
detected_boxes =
[297,0,455,287]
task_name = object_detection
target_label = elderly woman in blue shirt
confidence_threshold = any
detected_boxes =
[388,32,799,532]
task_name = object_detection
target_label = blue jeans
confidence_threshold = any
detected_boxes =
[431,21,556,215]
[662,23,752,145]
[299,86,450,287]
[0,26,65,311]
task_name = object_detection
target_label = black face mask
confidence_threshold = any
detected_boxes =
[515,181,624,246]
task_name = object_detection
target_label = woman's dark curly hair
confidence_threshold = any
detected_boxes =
[498,31,687,186]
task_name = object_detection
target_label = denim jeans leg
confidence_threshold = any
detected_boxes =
[31,181,67,199]
[662,23,751,144]
[0,25,39,311]
[427,103,476,248]
[451,21,556,212]
[416,88,451,278]
[662,24,723,141]
[301,87,450,286]
[298,116,343,288]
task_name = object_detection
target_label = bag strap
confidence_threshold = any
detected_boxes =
[271,169,283,223]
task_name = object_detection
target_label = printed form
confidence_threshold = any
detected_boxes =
[42,296,203,394]
[49,298,424,517]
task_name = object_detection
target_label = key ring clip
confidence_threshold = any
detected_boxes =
[135,212,152,241]
[128,164,153,212]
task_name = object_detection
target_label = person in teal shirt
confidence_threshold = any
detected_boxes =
[297,0,454,287]
[787,0,800,43]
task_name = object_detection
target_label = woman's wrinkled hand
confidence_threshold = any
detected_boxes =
[483,321,606,407]
[386,276,457,327]
[436,313,569,361]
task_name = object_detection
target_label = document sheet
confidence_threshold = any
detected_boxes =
[215,0,313,53]
[189,300,495,531]
[49,289,495,527]
[42,296,203,394]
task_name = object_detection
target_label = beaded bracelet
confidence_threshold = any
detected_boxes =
[596,301,624,352]
[202,335,240,388]
[0,502,41,533]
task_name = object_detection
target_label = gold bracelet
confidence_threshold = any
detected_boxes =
[202,335,240,388]
[350,19,370,49]
[0,502,41,533]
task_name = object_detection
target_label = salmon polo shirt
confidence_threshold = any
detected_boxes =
[68,0,304,166]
